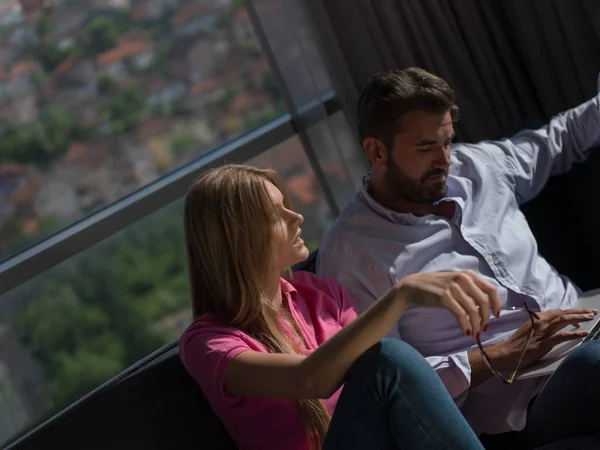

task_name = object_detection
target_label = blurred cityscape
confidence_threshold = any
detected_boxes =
[0,0,355,446]
[0,0,288,260]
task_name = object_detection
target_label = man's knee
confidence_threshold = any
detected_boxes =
[563,341,600,371]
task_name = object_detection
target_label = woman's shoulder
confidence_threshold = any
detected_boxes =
[289,271,344,297]
[180,314,265,358]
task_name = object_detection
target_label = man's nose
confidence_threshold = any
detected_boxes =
[433,145,451,168]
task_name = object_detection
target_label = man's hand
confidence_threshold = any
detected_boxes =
[485,308,597,371]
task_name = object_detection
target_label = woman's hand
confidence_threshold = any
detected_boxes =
[396,270,501,337]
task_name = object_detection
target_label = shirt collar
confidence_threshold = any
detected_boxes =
[358,172,464,225]
[280,276,297,301]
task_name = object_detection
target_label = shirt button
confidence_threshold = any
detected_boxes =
[513,285,520,292]
[487,254,494,263]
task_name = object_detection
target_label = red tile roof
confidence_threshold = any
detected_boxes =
[53,56,78,76]
[10,60,39,78]
[228,92,271,115]
[134,117,177,142]
[287,173,319,204]
[97,40,151,67]
[190,77,223,95]
[9,175,43,207]
[170,3,210,28]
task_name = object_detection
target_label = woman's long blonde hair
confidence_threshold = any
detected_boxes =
[184,164,329,447]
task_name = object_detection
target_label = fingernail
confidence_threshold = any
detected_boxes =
[466,329,471,336]
[476,332,480,340]
[483,324,489,332]
[495,311,501,318]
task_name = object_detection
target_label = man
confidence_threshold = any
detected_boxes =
[317,67,600,447]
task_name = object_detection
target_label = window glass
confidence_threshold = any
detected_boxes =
[0,0,284,262]
[248,136,335,250]
[253,0,332,106]
[0,135,334,447]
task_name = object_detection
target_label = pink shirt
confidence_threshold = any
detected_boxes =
[179,271,358,450]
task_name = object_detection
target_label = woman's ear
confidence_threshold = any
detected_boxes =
[363,137,388,168]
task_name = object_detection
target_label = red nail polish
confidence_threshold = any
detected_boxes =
[483,324,489,332]
[495,311,500,318]
[476,332,480,340]
[466,329,471,336]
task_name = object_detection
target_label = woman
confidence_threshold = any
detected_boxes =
[180,164,501,450]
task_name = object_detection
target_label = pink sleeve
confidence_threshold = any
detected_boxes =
[330,278,358,327]
[180,329,253,404]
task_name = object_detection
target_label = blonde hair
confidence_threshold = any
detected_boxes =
[184,164,329,447]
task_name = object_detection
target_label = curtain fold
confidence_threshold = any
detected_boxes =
[315,0,600,142]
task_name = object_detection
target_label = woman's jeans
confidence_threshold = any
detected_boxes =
[323,339,483,450]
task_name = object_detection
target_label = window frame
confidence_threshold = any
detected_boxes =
[0,93,342,297]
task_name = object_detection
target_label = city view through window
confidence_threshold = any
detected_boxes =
[0,0,364,446]
[0,0,285,262]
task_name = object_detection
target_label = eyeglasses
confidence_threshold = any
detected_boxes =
[476,302,540,384]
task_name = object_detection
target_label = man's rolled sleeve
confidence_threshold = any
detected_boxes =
[426,351,471,399]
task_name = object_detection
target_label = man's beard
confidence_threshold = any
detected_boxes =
[384,158,448,205]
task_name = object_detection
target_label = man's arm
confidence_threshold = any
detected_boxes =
[475,95,600,205]
[468,349,495,387]
[318,247,494,397]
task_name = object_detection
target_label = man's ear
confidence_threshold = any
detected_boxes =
[363,137,388,168]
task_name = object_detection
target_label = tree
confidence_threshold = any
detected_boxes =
[36,17,53,38]
[0,106,78,166]
[15,201,188,413]
[37,44,67,72]
[262,71,281,102]
[98,73,117,95]
[30,70,48,88]
[170,132,196,156]
[100,85,147,131]
[87,17,119,55]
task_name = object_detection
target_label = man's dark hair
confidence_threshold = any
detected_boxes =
[357,67,459,148]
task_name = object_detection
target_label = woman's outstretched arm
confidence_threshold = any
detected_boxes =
[224,270,501,399]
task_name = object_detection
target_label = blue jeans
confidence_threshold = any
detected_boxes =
[481,340,600,450]
[323,339,484,450]
[523,340,600,448]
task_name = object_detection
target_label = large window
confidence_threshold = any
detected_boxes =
[0,0,367,447]
[0,134,341,447]
[0,0,284,262]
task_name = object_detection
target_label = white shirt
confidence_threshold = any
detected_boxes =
[317,96,600,435]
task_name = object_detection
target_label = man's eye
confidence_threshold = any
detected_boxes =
[418,147,432,152]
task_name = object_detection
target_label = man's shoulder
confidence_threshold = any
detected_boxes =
[319,193,379,255]
[451,142,499,171]
[318,194,389,278]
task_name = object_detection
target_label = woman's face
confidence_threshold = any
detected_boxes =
[263,180,309,271]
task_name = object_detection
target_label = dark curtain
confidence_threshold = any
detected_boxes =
[311,0,600,143]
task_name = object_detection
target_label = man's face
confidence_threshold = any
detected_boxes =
[384,110,454,205]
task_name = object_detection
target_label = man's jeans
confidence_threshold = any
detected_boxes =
[323,339,485,450]
[481,340,600,449]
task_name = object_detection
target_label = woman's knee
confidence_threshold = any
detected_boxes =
[378,338,428,366]
[347,338,435,385]
[375,339,436,382]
